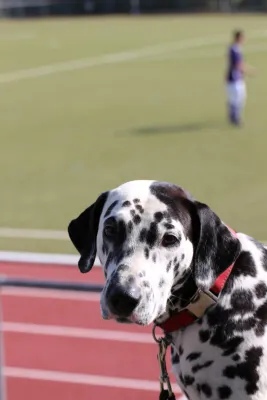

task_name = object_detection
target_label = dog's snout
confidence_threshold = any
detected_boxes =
[107,282,141,317]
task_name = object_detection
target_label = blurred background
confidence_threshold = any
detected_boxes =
[0,1,267,399]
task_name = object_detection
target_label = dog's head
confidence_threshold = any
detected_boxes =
[68,180,240,326]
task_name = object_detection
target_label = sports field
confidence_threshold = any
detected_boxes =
[0,15,267,254]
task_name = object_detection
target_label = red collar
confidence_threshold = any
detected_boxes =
[159,226,236,334]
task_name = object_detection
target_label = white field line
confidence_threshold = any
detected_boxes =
[0,29,266,84]
[147,42,267,62]
[2,322,153,344]
[3,367,181,392]
[0,33,34,41]
[1,287,101,301]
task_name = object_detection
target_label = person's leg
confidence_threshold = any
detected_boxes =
[227,82,246,126]
[226,83,238,124]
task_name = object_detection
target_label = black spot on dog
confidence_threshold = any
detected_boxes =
[255,301,267,336]
[256,300,267,322]
[152,253,157,263]
[146,222,158,248]
[230,289,255,314]
[232,354,240,362]
[218,385,232,399]
[122,201,131,207]
[223,368,236,381]
[223,346,263,395]
[166,261,172,272]
[186,352,201,362]
[231,317,256,333]
[154,212,164,222]
[171,347,180,364]
[207,305,231,326]
[142,280,150,288]
[221,336,245,356]
[184,375,195,386]
[178,345,184,356]
[104,200,118,218]
[133,198,140,204]
[210,326,244,354]
[133,214,141,225]
[255,282,267,299]
[199,330,210,343]
[127,275,135,284]
[192,360,213,373]
[179,373,184,385]
[138,271,146,278]
[223,252,257,295]
[139,228,147,242]
[135,204,144,213]
[173,262,179,275]
[144,247,149,259]
[232,252,257,278]
[199,383,212,397]
[118,264,129,272]
[130,209,136,217]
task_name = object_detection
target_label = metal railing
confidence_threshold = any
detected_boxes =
[0,275,104,400]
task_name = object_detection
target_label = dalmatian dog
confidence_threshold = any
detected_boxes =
[68,180,267,400]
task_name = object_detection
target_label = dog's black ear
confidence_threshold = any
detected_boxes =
[68,192,108,273]
[193,201,241,291]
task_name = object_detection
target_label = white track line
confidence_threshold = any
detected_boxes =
[0,227,68,240]
[1,287,101,301]
[0,250,101,267]
[0,29,266,84]
[3,367,180,392]
[2,322,153,344]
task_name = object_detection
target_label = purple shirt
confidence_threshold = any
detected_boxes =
[227,44,243,82]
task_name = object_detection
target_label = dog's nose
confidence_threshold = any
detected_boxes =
[107,283,141,317]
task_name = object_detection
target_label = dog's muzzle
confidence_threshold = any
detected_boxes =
[106,275,141,318]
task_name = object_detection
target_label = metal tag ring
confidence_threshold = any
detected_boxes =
[152,323,164,343]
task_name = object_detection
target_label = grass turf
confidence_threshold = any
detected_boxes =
[0,15,267,254]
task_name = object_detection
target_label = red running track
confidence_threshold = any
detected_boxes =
[0,261,182,400]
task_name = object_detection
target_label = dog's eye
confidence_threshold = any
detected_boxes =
[104,225,116,238]
[162,234,178,247]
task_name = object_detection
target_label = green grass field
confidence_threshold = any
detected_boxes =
[0,15,267,254]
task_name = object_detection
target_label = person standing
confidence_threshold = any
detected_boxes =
[226,30,253,126]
